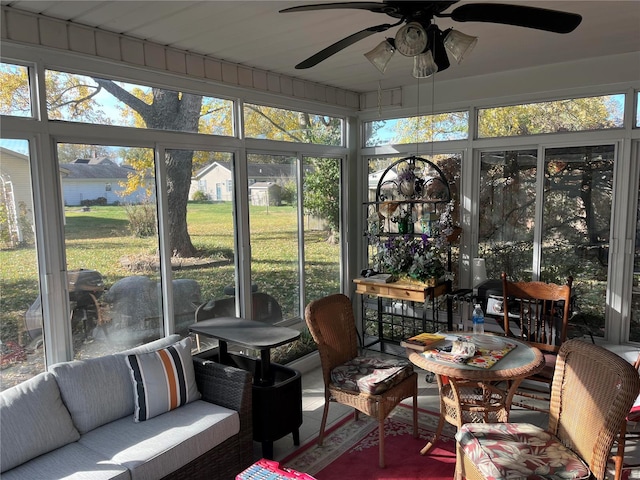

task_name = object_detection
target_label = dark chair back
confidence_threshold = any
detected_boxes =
[501,272,573,353]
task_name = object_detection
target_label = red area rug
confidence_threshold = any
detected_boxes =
[281,405,456,479]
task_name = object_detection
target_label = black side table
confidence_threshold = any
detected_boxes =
[189,317,303,459]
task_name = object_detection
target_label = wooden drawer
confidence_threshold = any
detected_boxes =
[387,286,425,302]
[356,283,389,296]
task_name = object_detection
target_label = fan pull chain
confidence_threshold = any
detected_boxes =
[377,81,382,117]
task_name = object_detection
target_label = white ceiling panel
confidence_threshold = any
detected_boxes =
[1,0,638,93]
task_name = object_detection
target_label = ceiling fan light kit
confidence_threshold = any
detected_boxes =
[364,38,396,73]
[281,1,582,73]
[427,24,451,73]
[395,21,429,56]
[412,50,438,79]
[443,29,478,64]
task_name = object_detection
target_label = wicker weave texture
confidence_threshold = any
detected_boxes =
[549,339,640,480]
[456,339,640,480]
[305,293,418,468]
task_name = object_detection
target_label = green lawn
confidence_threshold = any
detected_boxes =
[0,202,340,344]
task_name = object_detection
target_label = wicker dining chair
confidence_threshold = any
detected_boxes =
[500,271,573,412]
[455,339,640,480]
[612,352,640,480]
[304,293,418,468]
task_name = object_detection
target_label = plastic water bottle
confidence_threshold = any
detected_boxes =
[472,304,485,335]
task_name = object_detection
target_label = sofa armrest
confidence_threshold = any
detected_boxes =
[193,357,252,411]
[192,357,253,469]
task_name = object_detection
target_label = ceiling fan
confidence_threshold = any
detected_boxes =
[280,1,582,74]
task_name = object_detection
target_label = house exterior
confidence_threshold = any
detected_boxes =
[249,182,282,206]
[60,158,151,206]
[0,147,36,244]
[189,161,297,201]
[189,162,234,201]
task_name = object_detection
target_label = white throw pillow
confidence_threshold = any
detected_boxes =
[125,336,201,422]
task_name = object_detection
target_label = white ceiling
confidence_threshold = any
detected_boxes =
[2,0,639,94]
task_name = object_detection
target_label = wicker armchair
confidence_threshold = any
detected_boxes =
[612,353,640,480]
[501,272,573,412]
[455,339,640,480]
[304,293,418,468]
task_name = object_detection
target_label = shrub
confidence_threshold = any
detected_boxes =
[81,197,107,207]
[124,202,157,237]
[191,190,209,202]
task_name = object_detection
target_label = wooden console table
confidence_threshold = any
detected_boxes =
[353,277,451,351]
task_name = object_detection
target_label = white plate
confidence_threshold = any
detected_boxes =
[472,335,505,350]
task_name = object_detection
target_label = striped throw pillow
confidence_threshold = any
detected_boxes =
[126,337,201,422]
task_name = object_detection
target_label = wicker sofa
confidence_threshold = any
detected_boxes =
[0,335,253,480]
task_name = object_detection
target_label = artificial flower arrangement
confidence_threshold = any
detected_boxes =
[368,200,457,284]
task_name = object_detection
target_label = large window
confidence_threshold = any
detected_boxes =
[541,145,614,336]
[303,156,342,306]
[0,139,43,388]
[244,104,342,145]
[0,63,32,117]
[364,112,468,147]
[45,70,234,136]
[173,149,237,327]
[59,143,163,356]
[478,145,614,338]
[477,95,625,138]
[479,150,538,280]
[632,164,640,342]
[247,153,300,320]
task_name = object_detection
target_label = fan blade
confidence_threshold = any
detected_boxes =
[295,23,394,69]
[280,2,390,14]
[451,3,582,33]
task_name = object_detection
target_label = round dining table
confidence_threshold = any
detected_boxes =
[406,333,544,454]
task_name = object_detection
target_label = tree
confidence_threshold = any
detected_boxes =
[304,157,340,242]
[93,79,203,257]
[1,65,343,252]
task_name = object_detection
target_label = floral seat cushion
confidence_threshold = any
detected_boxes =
[456,422,590,480]
[330,357,413,395]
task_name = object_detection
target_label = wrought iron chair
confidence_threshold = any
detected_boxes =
[304,293,418,468]
[500,271,573,412]
[455,339,640,480]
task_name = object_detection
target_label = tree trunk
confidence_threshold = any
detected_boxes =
[165,149,197,257]
[95,78,203,258]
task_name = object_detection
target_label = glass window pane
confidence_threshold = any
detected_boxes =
[478,95,625,138]
[0,139,44,390]
[170,150,237,343]
[244,104,342,145]
[478,150,538,281]
[364,112,468,147]
[541,145,614,339]
[247,153,300,321]
[45,70,233,135]
[59,143,163,356]
[303,156,341,305]
[0,62,32,117]
[631,165,640,342]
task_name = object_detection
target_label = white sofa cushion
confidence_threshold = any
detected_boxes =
[125,337,201,421]
[78,400,240,480]
[0,442,130,480]
[49,335,181,433]
[0,372,81,472]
